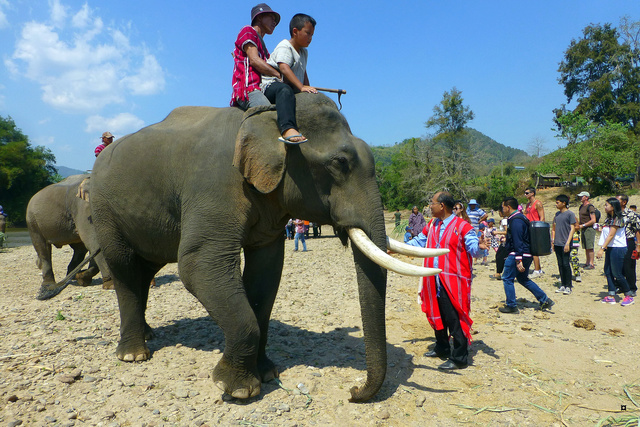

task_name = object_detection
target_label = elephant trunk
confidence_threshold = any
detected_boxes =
[348,215,388,403]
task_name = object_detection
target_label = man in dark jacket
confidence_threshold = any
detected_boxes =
[499,197,554,313]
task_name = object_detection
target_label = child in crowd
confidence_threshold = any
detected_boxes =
[552,195,576,294]
[261,13,317,144]
[486,218,501,253]
[403,226,413,243]
[477,223,489,265]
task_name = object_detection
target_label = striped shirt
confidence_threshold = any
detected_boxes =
[466,207,486,231]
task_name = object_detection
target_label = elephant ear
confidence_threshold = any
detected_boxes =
[232,105,287,194]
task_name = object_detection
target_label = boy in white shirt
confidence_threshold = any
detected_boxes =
[261,13,317,144]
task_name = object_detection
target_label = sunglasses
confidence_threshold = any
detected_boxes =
[524,192,531,195]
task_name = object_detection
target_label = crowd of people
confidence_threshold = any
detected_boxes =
[400,188,639,370]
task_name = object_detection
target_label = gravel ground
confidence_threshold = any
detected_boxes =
[1,212,640,426]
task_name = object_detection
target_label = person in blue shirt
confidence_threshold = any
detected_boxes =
[466,199,487,232]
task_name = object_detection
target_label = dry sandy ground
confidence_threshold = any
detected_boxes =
[1,207,640,426]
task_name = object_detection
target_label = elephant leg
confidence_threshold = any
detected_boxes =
[242,237,285,383]
[75,258,100,286]
[28,229,55,285]
[109,248,161,362]
[67,243,88,276]
[179,247,261,399]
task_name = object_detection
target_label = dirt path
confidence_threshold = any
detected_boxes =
[1,215,639,426]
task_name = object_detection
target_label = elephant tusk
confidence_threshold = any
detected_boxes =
[386,236,449,258]
[347,228,441,277]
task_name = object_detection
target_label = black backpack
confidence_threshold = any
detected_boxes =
[590,204,601,223]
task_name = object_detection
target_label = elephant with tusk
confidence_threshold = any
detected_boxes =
[89,94,446,403]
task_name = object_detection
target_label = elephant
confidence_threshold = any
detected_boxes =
[26,174,112,290]
[89,94,444,402]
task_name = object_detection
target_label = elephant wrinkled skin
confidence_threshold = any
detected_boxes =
[90,94,417,402]
[27,174,111,296]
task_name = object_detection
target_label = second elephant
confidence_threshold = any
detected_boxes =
[27,174,111,289]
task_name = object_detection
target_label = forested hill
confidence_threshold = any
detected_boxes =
[464,128,531,166]
[371,128,531,172]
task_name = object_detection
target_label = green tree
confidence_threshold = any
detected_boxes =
[556,20,640,133]
[0,116,57,226]
[542,120,638,191]
[425,87,475,196]
[553,107,598,144]
[374,138,432,209]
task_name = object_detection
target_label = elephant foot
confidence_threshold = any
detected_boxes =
[212,357,261,399]
[257,356,279,382]
[102,279,114,290]
[116,340,150,362]
[75,272,93,286]
[36,281,65,301]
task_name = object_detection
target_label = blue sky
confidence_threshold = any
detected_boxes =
[1,0,639,171]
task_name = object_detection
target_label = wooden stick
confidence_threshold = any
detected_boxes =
[315,87,347,94]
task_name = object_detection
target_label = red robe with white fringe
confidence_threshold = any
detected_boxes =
[419,217,474,342]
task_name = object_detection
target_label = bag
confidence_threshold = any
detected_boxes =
[530,221,552,256]
[589,204,601,223]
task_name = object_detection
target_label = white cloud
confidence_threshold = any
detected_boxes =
[85,113,144,137]
[122,54,165,95]
[71,3,91,29]
[6,1,165,113]
[49,0,67,28]
[0,0,9,29]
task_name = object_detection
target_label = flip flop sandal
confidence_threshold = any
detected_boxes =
[279,134,308,145]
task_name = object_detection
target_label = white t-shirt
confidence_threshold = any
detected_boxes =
[598,225,627,248]
[261,39,308,90]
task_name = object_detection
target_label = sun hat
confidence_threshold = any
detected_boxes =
[469,199,478,205]
[251,3,280,25]
[102,132,114,138]
[577,191,590,198]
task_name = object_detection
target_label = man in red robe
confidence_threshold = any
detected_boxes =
[407,192,485,369]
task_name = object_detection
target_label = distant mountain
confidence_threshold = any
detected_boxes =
[464,128,530,167]
[56,165,88,178]
[371,128,531,174]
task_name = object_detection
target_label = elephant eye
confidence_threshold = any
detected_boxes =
[332,156,349,172]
